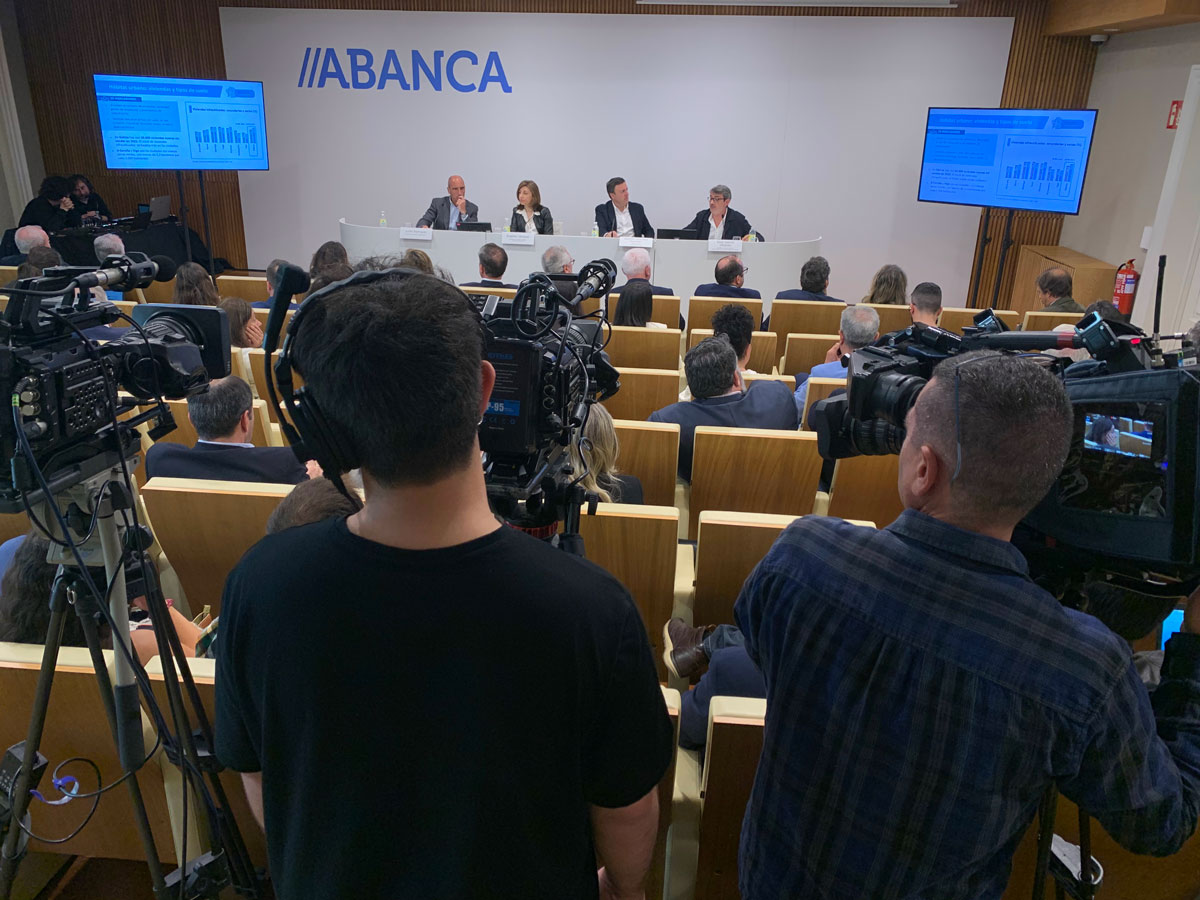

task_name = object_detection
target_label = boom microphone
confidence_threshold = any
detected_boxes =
[72,253,178,291]
[570,259,617,308]
[961,330,1081,352]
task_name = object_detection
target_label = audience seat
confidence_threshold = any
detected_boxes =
[0,264,17,286]
[1117,416,1135,433]
[146,399,277,448]
[0,642,178,862]
[601,368,680,422]
[768,299,844,337]
[1022,310,1083,331]
[244,349,301,427]
[741,372,796,391]
[606,325,684,370]
[648,687,681,900]
[687,329,777,374]
[686,298,763,337]
[827,455,904,527]
[464,286,517,300]
[0,512,30,545]
[1118,431,1152,456]
[579,502,680,678]
[870,303,914,334]
[140,478,291,614]
[801,376,846,431]
[937,307,1020,333]
[611,419,680,507]
[779,333,839,377]
[688,428,823,540]
[589,294,681,330]
[250,306,297,332]
[215,275,271,304]
[140,279,176,303]
[668,695,766,900]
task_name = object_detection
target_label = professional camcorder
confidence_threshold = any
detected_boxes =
[475,259,621,536]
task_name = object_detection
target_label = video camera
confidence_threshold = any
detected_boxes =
[0,252,229,512]
[810,304,1200,577]
[475,259,621,532]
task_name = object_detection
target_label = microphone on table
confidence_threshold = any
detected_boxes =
[71,253,178,292]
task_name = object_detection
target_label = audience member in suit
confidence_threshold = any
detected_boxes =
[609,248,674,298]
[174,261,220,306]
[69,174,113,224]
[542,245,574,275]
[775,255,844,303]
[650,336,797,481]
[596,177,655,238]
[145,376,308,484]
[694,255,762,300]
[681,184,755,241]
[220,297,265,349]
[0,225,50,266]
[460,242,516,289]
[214,272,671,900]
[509,179,553,234]
[795,304,880,420]
[612,281,666,330]
[416,174,479,230]
[861,263,908,305]
[251,258,290,310]
[1037,266,1084,313]
[18,176,74,235]
[568,405,644,504]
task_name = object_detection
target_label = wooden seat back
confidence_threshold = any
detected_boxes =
[742,372,796,391]
[250,306,296,332]
[243,349,301,425]
[0,264,17,286]
[605,325,682,370]
[1119,431,1152,456]
[688,428,822,539]
[140,478,291,613]
[801,376,846,431]
[694,511,799,627]
[768,299,843,337]
[588,294,680,329]
[612,419,680,507]
[937,307,1020,333]
[601,368,680,422]
[867,303,913,334]
[215,275,271,304]
[1022,310,1082,331]
[140,278,176,302]
[780,333,839,377]
[687,297,763,336]
[688,329,778,374]
[827,455,904,528]
[0,643,176,861]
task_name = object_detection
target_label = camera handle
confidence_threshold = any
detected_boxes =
[556,481,598,558]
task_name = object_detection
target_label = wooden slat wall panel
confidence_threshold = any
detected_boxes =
[13,0,1095,289]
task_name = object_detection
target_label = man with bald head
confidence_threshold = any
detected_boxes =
[1,225,51,266]
[416,175,479,230]
[1036,267,1083,313]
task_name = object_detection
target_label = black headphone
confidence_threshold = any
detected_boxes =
[265,264,486,481]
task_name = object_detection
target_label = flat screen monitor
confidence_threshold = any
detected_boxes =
[458,222,491,232]
[657,228,698,241]
[94,74,269,171]
[917,108,1098,215]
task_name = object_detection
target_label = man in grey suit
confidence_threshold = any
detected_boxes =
[417,175,479,230]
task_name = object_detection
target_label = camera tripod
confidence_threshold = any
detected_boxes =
[0,466,263,900]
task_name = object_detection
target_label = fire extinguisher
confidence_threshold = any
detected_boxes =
[1113,259,1139,316]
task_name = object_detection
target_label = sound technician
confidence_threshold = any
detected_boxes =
[214,271,673,900]
[735,351,1200,900]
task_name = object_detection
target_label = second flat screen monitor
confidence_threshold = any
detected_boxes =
[917,108,1098,215]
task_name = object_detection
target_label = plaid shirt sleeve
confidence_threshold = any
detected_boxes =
[1059,632,1200,856]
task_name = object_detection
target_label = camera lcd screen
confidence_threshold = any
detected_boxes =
[1059,404,1168,517]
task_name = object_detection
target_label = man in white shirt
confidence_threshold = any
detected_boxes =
[682,185,755,241]
[595,177,655,238]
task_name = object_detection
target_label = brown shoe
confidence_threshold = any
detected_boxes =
[662,618,715,680]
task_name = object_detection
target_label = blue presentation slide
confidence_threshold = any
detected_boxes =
[94,74,269,171]
[917,108,1097,215]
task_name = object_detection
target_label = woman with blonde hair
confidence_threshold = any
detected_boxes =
[510,179,553,235]
[568,404,643,504]
[861,263,908,306]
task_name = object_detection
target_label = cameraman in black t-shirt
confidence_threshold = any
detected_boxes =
[215,271,673,900]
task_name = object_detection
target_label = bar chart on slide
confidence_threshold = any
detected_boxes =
[192,123,262,159]
[996,135,1082,200]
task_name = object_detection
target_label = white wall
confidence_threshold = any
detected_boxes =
[221,9,1013,304]
[1059,23,1200,270]
[0,0,44,232]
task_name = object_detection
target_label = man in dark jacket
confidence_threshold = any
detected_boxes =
[596,177,654,238]
[681,184,756,241]
[694,255,762,300]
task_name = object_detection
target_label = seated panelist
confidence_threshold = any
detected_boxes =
[509,180,553,234]
[682,184,755,241]
[596,177,654,239]
[416,175,478,230]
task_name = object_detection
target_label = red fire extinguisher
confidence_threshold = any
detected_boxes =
[1113,259,1139,316]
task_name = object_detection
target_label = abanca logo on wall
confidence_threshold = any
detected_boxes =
[297,47,512,93]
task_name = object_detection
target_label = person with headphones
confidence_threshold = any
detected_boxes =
[215,267,672,900]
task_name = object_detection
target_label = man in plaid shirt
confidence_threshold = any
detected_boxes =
[736,351,1200,899]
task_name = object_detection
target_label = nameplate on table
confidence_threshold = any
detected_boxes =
[707,239,743,252]
[619,236,653,249]
[399,227,433,242]
[501,232,536,247]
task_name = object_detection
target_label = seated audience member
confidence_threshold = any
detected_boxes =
[214,271,670,900]
[1087,415,1120,448]
[794,305,880,419]
[460,243,516,289]
[541,245,574,275]
[0,225,51,266]
[734,350,1200,899]
[309,241,349,280]
[510,179,553,235]
[0,532,202,665]
[596,177,654,239]
[650,336,797,481]
[173,261,220,306]
[253,258,301,310]
[776,256,843,303]
[69,174,113,223]
[682,184,755,241]
[567,404,643,504]
[93,233,126,301]
[609,248,674,298]
[612,281,665,329]
[433,265,457,285]
[18,176,74,234]
[145,376,308,484]
[694,255,762,300]
[861,263,908,305]
[399,248,434,274]
[1037,266,1084,313]
[908,281,942,326]
[712,304,757,374]
[1049,299,1125,363]
[266,477,363,535]
[220,297,264,348]
[307,263,354,294]
[668,619,763,751]
[15,245,63,280]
